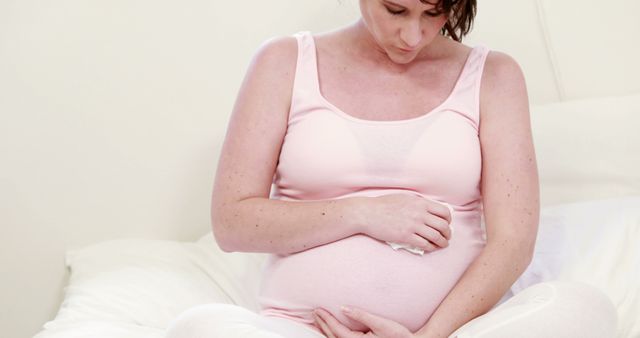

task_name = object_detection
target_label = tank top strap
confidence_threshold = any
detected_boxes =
[444,44,491,133]
[287,30,321,124]
[288,31,491,128]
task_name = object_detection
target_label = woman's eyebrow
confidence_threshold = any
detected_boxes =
[383,0,406,9]
[383,0,436,12]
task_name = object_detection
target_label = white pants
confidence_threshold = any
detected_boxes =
[165,280,617,338]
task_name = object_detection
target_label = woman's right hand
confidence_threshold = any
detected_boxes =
[354,194,453,252]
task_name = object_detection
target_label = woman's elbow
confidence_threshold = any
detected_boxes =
[513,232,537,264]
[488,227,537,264]
[210,207,237,253]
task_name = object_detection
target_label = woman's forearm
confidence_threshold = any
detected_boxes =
[212,196,365,255]
[415,241,533,338]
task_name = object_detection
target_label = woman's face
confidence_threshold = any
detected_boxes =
[358,0,448,64]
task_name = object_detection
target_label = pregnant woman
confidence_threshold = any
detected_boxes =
[166,0,618,337]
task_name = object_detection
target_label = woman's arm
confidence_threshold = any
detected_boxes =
[215,196,365,255]
[415,51,540,338]
[211,36,364,255]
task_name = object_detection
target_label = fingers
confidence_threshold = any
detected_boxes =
[314,308,360,338]
[340,306,386,334]
[423,211,452,240]
[410,233,440,252]
[314,312,338,338]
[427,201,453,224]
[412,226,448,251]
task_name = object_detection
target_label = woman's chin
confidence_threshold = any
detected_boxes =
[387,51,416,65]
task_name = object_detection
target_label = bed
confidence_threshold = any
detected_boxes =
[12,0,640,337]
[32,93,640,337]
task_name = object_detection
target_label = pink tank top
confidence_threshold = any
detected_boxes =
[257,30,490,334]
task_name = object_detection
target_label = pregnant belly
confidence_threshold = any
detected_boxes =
[257,212,485,333]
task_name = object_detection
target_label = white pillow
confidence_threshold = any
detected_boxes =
[195,232,269,312]
[530,93,640,206]
[34,238,264,338]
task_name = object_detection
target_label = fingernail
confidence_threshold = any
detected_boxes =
[341,305,352,313]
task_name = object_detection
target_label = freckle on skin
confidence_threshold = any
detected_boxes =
[322,212,326,215]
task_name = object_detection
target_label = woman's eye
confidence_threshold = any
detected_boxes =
[385,7,404,15]
[385,6,440,17]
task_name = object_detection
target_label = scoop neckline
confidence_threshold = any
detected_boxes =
[306,31,477,125]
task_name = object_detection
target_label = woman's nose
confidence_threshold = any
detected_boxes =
[400,22,422,49]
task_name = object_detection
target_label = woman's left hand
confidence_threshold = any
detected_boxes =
[313,306,415,338]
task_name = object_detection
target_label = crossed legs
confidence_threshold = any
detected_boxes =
[165,280,617,338]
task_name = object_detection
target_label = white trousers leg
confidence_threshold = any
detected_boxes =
[165,303,325,338]
[449,280,618,338]
[165,281,617,338]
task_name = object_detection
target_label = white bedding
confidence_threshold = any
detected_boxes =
[33,196,640,338]
[33,236,266,338]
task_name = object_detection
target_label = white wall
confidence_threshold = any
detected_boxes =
[0,1,358,337]
[1,0,638,337]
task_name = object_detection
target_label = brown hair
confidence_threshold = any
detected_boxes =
[421,0,477,42]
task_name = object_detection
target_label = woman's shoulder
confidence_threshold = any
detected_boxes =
[479,47,529,121]
[480,49,527,102]
[483,49,525,82]
[309,29,349,57]
[445,39,522,74]
[252,34,298,66]
[234,34,299,121]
